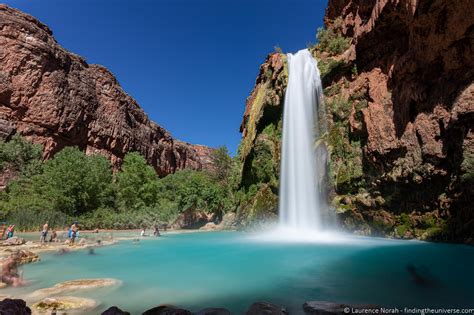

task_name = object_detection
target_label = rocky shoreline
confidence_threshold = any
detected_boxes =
[0,298,380,315]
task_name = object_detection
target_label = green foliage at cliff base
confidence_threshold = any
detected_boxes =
[0,138,235,230]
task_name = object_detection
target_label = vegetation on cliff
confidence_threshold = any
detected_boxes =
[234,53,287,225]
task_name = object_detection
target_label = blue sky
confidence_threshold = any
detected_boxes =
[4,0,327,155]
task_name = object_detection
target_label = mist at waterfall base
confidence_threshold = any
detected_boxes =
[258,49,343,243]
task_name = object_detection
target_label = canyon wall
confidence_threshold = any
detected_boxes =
[0,4,213,178]
[238,0,473,242]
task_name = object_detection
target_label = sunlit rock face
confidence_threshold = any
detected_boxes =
[0,5,213,177]
[321,0,474,242]
[238,0,473,243]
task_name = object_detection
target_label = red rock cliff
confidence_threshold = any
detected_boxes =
[0,5,213,176]
[322,0,473,241]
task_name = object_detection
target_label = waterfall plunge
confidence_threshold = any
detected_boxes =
[279,49,327,233]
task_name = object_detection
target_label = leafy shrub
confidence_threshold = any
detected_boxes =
[461,151,474,183]
[316,27,350,55]
[328,95,352,121]
[318,59,350,86]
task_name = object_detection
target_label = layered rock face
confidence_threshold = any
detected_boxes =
[0,5,212,177]
[239,0,473,242]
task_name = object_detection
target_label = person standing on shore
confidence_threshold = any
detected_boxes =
[6,225,15,239]
[70,222,78,245]
[40,222,49,245]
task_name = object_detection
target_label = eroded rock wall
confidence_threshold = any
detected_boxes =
[0,5,212,177]
[321,0,473,242]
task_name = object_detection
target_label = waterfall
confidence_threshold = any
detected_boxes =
[279,49,326,232]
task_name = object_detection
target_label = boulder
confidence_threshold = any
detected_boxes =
[32,296,96,314]
[0,298,31,314]
[1,236,26,246]
[194,308,231,315]
[200,222,218,231]
[303,301,346,315]
[102,306,131,315]
[246,302,288,315]
[171,207,214,229]
[12,250,40,265]
[31,278,121,297]
[143,305,192,315]
[219,213,238,230]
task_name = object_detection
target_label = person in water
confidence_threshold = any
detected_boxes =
[57,248,69,255]
[2,253,23,286]
[49,230,57,242]
[153,225,160,237]
[140,228,146,237]
[40,222,49,244]
[406,263,438,287]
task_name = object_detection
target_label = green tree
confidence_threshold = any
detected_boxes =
[34,147,113,215]
[0,134,43,175]
[158,169,231,217]
[115,152,159,210]
[210,146,233,182]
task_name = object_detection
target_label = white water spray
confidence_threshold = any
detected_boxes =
[279,49,327,233]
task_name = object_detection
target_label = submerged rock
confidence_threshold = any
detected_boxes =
[31,278,121,297]
[32,296,96,314]
[0,298,31,314]
[102,306,131,315]
[194,308,231,315]
[303,301,346,314]
[143,305,192,315]
[246,302,288,315]
[11,250,40,265]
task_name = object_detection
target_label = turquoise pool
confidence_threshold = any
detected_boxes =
[5,231,474,314]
